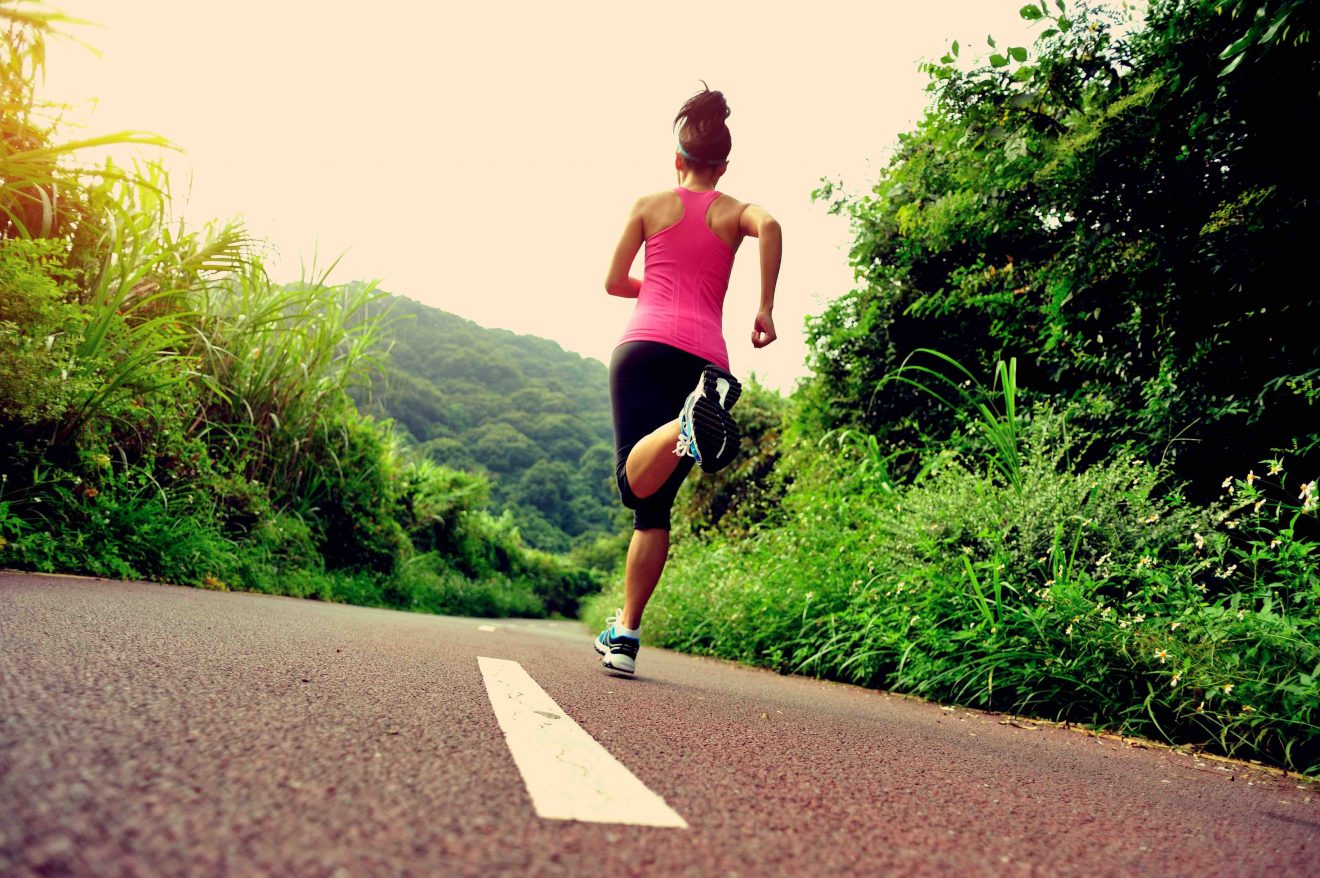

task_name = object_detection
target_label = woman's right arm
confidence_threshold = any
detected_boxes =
[739,205,782,348]
[605,198,647,298]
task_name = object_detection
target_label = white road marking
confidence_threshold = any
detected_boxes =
[476,656,687,828]
[477,625,497,632]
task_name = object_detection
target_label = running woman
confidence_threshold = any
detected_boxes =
[595,85,782,674]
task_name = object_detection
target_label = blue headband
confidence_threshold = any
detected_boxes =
[678,143,723,166]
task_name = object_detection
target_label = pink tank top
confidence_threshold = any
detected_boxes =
[618,187,735,369]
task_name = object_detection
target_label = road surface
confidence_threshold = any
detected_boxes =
[2,573,1316,876]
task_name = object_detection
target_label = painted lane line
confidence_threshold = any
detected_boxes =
[477,625,497,632]
[476,656,687,828]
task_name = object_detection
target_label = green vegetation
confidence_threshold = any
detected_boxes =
[5,0,1316,776]
[0,4,600,617]
[587,0,1319,775]
[354,295,622,555]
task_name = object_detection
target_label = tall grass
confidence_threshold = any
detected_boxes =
[186,265,394,495]
[880,349,1023,492]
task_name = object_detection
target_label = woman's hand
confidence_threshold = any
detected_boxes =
[751,310,777,348]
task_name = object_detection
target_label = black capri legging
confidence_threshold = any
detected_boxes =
[609,341,712,530]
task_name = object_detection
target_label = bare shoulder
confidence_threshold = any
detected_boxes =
[712,191,747,214]
[636,189,684,237]
[709,192,751,243]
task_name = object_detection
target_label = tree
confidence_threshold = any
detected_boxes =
[803,0,1319,486]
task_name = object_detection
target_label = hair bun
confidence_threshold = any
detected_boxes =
[674,82,732,166]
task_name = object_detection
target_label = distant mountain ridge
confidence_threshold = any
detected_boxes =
[356,294,622,553]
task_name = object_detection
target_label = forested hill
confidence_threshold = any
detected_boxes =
[356,295,621,553]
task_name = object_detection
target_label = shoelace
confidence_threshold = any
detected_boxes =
[673,433,694,459]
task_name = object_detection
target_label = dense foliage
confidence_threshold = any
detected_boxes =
[0,4,599,617]
[588,0,1320,775]
[804,0,1318,488]
[354,295,622,554]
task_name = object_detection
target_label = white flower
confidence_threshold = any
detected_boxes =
[1223,683,1234,695]
[1268,461,1283,476]
[1246,470,1257,485]
[1154,649,1169,663]
[1171,673,1182,687]
[1270,538,1280,549]
[1194,533,1205,550]
[1236,609,1245,621]
[1170,621,1181,631]
[1222,476,1233,489]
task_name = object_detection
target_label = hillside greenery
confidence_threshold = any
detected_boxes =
[353,295,624,556]
[587,0,1320,776]
[0,3,600,617]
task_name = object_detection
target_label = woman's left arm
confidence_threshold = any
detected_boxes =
[605,198,646,298]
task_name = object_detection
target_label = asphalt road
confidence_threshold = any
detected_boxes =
[2,573,1317,877]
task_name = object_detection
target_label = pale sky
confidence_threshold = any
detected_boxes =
[44,1,1049,392]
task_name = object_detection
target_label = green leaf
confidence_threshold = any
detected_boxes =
[1261,10,1290,43]
[987,34,997,49]
[1020,4,1044,20]
[1219,32,1255,60]
[1059,16,1071,30]
[1009,46,1028,63]
[941,54,954,64]
[1219,53,1247,77]
[1055,0,1065,11]
[990,53,1009,68]
[952,40,960,57]
[1040,28,1058,40]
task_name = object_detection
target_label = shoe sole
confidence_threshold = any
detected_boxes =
[701,366,742,412]
[691,396,740,474]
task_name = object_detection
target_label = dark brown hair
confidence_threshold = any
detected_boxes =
[674,83,731,166]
